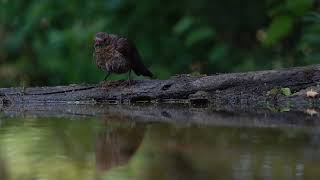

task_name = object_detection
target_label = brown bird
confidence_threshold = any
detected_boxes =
[93,32,153,83]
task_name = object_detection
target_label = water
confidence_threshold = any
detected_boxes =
[0,105,320,180]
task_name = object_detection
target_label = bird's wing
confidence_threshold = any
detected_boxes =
[115,37,153,77]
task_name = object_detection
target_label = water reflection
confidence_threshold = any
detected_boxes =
[0,115,319,179]
[96,119,145,171]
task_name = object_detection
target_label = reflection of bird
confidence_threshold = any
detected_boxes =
[95,124,145,171]
[93,32,153,82]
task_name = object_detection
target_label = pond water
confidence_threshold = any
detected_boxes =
[0,105,320,180]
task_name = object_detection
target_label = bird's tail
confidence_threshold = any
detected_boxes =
[134,67,154,78]
[131,46,154,78]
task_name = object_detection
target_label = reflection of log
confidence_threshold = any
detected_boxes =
[0,65,320,109]
[2,104,320,129]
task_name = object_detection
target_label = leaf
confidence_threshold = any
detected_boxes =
[303,12,320,23]
[281,87,292,96]
[263,15,294,46]
[208,43,228,63]
[286,0,313,16]
[280,107,291,112]
[267,88,279,96]
[173,16,194,35]
[185,27,215,47]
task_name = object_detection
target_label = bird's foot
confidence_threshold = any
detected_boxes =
[100,80,134,88]
[100,80,125,89]
[119,80,133,87]
[99,80,110,87]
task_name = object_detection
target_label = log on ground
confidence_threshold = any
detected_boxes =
[1,65,320,109]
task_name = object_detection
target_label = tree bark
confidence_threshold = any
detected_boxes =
[1,65,320,110]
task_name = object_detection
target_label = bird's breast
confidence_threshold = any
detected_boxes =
[94,47,130,74]
[105,54,130,74]
[94,47,113,68]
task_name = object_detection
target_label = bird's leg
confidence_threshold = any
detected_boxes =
[128,70,132,86]
[104,72,111,81]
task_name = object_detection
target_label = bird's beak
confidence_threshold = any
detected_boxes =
[95,37,103,42]
[94,37,104,48]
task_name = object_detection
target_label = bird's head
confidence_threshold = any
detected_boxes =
[94,32,109,48]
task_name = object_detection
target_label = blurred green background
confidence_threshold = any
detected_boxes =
[0,0,320,86]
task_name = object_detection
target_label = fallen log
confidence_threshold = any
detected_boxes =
[1,65,320,110]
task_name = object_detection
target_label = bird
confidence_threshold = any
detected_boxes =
[93,32,153,84]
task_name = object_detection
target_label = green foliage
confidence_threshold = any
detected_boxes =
[267,88,280,96]
[281,87,292,96]
[0,0,319,86]
[173,16,195,35]
[263,0,313,46]
[300,12,320,63]
[185,27,216,47]
[267,87,292,96]
[263,15,294,46]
